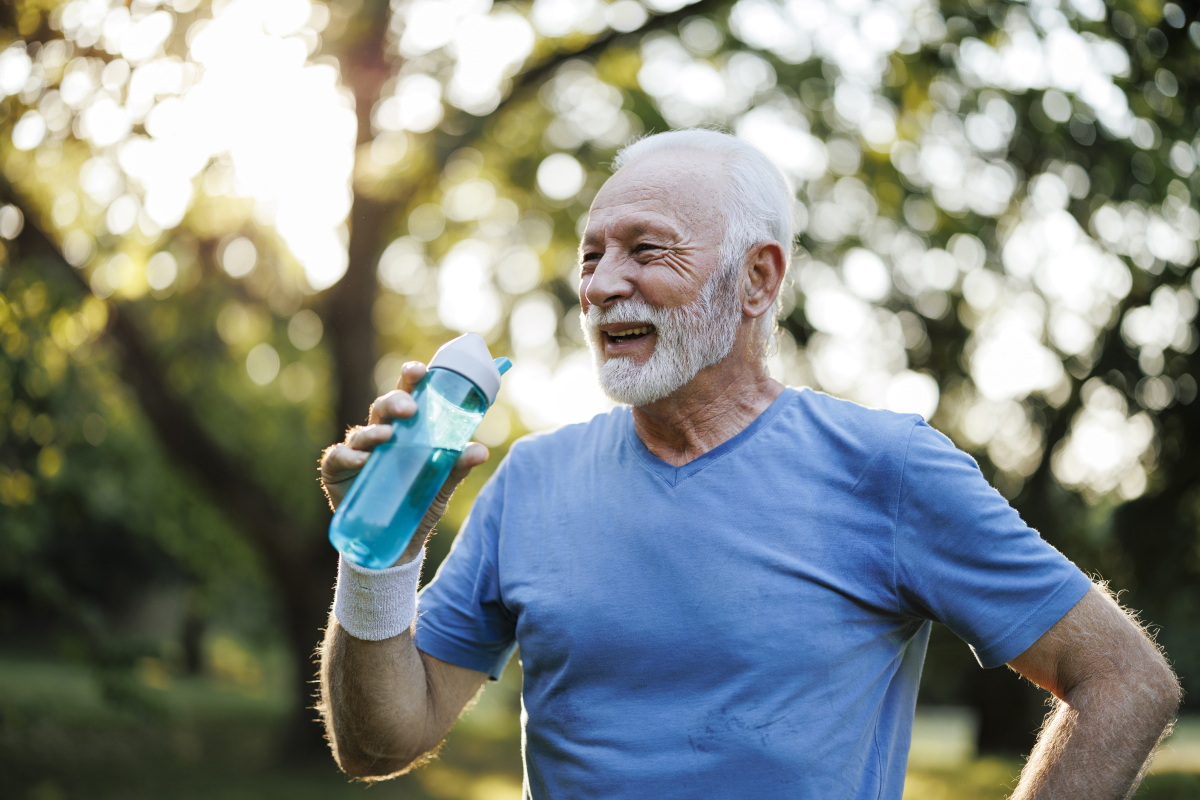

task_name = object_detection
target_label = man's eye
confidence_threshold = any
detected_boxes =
[581,252,601,263]
[634,243,660,254]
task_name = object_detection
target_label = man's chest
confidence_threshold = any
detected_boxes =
[494,464,908,688]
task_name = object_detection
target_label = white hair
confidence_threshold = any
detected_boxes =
[612,129,796,342]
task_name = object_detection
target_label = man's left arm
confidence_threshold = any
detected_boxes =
[1006,584,1180,800]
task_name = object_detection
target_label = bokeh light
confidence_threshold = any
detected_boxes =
[536,153,586,201]
[9,0,1192,511]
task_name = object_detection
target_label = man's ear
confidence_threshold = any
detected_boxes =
[742,241,787,320]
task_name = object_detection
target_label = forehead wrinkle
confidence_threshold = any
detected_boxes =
[591,151,729,239]
[582,213,679,246]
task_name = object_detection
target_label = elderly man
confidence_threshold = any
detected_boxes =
[317,130,1178,799]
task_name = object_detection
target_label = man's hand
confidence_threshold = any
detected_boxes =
[1007,584,1180,799]
[319,360,490,565]
[317,360,492,779]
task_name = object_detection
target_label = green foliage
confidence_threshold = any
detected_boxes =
[0,0,1196,775]
[1139,774,1200,800]
[0,264,275,680]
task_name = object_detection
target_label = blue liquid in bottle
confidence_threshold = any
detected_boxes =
[329,368,493,569]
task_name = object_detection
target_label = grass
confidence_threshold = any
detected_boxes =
[0,649,524,800]
[1,653,1196,800]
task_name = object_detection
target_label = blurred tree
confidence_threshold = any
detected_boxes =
[0,0,1196,760]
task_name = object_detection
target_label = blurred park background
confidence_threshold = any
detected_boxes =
[1,0,1199,796]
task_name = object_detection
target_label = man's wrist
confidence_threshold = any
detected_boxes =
[332,547,425,641]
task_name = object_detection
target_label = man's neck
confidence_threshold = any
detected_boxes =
[631,351,784,468]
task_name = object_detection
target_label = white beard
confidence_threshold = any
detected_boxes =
[582,266,743,407]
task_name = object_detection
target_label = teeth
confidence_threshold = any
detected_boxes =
[610,325,652,339]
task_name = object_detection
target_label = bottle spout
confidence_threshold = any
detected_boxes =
[494,356,513,376]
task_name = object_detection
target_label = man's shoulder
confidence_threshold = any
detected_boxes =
[505,405,627,463]
[785,386,925,446]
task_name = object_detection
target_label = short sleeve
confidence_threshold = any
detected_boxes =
[414,459,518,680]
[893,421,1092,668]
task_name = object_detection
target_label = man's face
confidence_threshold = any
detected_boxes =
[578,150,744,406]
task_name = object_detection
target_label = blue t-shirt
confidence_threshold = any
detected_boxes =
[415,387,1090,800]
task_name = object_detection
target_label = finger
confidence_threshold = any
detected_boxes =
[458,442,490,470]
[445,443,490,485]
[321,443,369,483]
[368,390,418,425]
[418,443,491,533]
[397,361,427,394]
[348,424,392,452]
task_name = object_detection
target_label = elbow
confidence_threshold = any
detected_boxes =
[1152,662,1182,725]
[336,744,423,781]
[339,752,414,781]
[1137,647,1181,730]
[332,730,437,781]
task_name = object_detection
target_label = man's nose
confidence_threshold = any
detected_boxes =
[582,252,634,309]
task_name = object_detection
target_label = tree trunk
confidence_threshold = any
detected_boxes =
[277,536,340,760]
[327,194,390,433]
[325,0,393,431]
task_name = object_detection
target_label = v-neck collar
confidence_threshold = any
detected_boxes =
[622,387,795,488]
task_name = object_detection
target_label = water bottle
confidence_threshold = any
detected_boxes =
[330,333,512,569]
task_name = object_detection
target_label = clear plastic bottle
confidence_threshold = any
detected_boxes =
[330,334,511,569]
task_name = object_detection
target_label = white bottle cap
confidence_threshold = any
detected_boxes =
[428,333,504,405]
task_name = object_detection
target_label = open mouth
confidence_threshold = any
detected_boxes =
[604,324,655,345]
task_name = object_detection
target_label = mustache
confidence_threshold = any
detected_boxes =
[582,299,669,331]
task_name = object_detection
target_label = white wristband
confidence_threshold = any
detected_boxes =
[332,548,425,641]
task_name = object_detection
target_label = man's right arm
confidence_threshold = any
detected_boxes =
[318,617,488,778]
[316,361,491,779]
